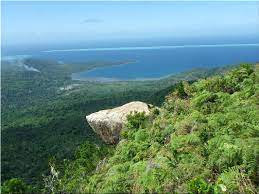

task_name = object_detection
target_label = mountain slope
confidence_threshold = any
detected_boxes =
[2,58,230,189]
[56,64,258,193]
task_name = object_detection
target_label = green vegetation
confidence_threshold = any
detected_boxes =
[53,64,258,193]
[2,57,229,190]
[1,178,33,194]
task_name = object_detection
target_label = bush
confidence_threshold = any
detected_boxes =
[1,178,32,194]
[126,111,148,129]
[188,178,213,194]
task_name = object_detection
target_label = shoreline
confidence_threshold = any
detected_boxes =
[71,68,204,83]
[71,63,243,83]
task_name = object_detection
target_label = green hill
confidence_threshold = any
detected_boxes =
[53,64,259,193]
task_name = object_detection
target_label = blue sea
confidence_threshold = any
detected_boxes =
[3,41,259,81]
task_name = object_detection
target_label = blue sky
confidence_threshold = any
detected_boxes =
[2,1,259,47]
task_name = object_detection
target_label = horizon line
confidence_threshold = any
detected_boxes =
[43,43,259,53]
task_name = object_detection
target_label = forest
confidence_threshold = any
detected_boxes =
[1,57,243,193]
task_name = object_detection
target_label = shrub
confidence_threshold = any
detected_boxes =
[188,178,213,194]
[126,111,148,129]
[1,178,32,194]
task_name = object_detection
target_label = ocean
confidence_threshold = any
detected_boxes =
[3,42,259,81]
[39,43,259,81]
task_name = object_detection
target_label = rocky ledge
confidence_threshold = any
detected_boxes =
[86,101,151,144]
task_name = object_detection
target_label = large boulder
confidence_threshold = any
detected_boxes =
[86,101,151,144]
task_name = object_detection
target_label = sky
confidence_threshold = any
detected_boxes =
[2,1,259,47]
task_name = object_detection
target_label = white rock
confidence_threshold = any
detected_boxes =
[86,101,151,144]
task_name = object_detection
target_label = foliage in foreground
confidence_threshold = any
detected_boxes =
[56,64,259,193]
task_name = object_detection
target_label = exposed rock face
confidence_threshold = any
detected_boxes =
[86,101,151,144]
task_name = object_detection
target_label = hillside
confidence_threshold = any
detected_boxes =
[51,64,259,193]
[1,58,230,190]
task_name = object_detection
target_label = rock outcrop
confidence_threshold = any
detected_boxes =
[86,101,151,144]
